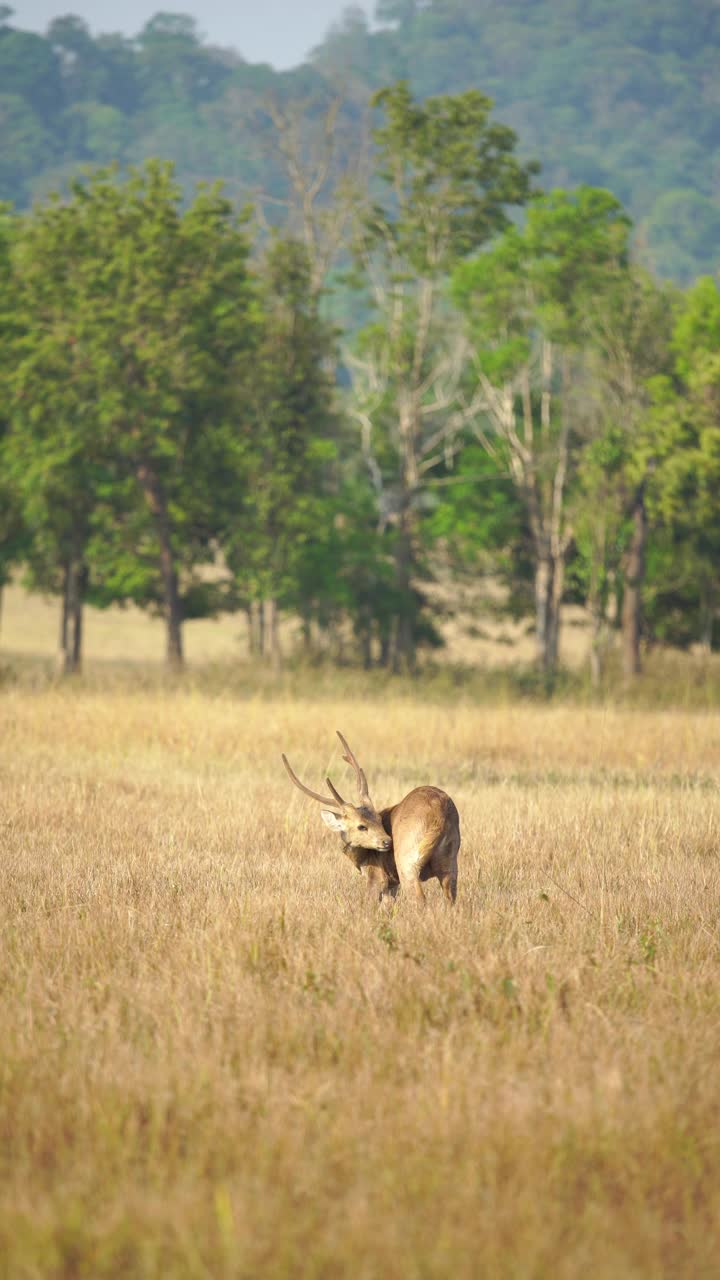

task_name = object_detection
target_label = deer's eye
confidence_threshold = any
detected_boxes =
[357,823,367,831]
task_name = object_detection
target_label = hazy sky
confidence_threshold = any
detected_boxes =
[10,1,375,68]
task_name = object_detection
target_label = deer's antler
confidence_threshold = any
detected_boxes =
[336,731,372,804]
[281,754,345,809]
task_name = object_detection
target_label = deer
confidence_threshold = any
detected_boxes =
[281,731,460,905]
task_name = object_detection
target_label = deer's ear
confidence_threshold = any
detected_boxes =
[321,810,344,832]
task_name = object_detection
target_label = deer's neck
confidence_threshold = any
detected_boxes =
[341,838,398,881]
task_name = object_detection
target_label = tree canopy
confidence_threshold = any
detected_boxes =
[1,76,718,680]
[0,2,717,281]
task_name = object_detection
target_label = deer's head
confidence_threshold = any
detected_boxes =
[282,731,391,853]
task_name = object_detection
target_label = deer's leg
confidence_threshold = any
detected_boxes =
[398,871,426,906]
[432,852,458,904]
[430,836,459,905]
[365,864,395,904]
[439,870,457,904]
[396,846,430,906]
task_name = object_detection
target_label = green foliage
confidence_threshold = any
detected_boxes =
[644,276,720,647]
[0,204,27,590]
[5,161,256,657]
[453,186,631,364]
[349,81,536,666]
[0,3,717,280]
[0,26,63,123]
[0,93,55,207]
[426,443,524,567]
[225,236,343,614]
[368,81,539,271]
[362,0,720,279]
[645,191,720,286]
[4,189,105,601]
[2,31,719,673]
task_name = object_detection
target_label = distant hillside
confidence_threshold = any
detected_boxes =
[1,1,719,281]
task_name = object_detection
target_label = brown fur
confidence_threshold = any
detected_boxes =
[283,737,461,905]
[381,787,460,905]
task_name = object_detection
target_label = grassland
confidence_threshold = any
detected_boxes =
[1,683,719,1279]
[1,589,720,1277]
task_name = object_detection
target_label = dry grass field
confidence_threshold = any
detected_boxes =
[1,672,720,1279]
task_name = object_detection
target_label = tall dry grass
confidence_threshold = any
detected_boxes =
[1,687,719,1277]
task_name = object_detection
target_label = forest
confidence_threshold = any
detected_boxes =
[2,1,720,280]
[1,6,719,685]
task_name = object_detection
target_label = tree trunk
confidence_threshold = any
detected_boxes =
[262,597,280,670]
[358,618,372,670]
[164,570,183,669]
[57,559,84,675]
[68,560,84,674]
[247,601,265,657]
[534,553,553,674]
[534,549,564,685]
[394,616,414,675]
[138,461,183,669]
[622,488,647,682]
[547,552,565,674]
[699,585,716,655]
[589,609,605,688]
[392,513,418,675]
[301,614,312,657]
[379,623,391,670]
[257,599,265,657]
[587,523,607,689]
[57,564,70,674]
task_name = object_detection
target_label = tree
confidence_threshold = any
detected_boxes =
[644,190,720,285]
[0,94,54,208]
[0,204,25,634]
[8,188,127,672]
[224,236,341,666]
[453,186,631,680]
[48,16,104,107]
[9,162,256,669]
[1,1,719,287]
[137,14,230,111]
[375,1,423,25]
[348,81,537,669]
[644,277,720,653]
[0,27,63,124]
[254,91,369,300]
[570,266,676,682]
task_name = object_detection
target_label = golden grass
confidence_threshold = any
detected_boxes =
[1,687,719,1278]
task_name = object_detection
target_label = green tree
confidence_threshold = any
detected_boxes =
[0,94,54,207]
[2,1,720,285]
[8,189,126,671]
[573,267,676,682]
[137,14,230,111]
[453,186,631,680]
[0,26,63,124]
[349,81,537,669]
[0,203,25,633]
[225,236,341,666]
[425,442,528,610]
[644,190,720,285]
[9,162,256,669]
[645,276,720,652]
